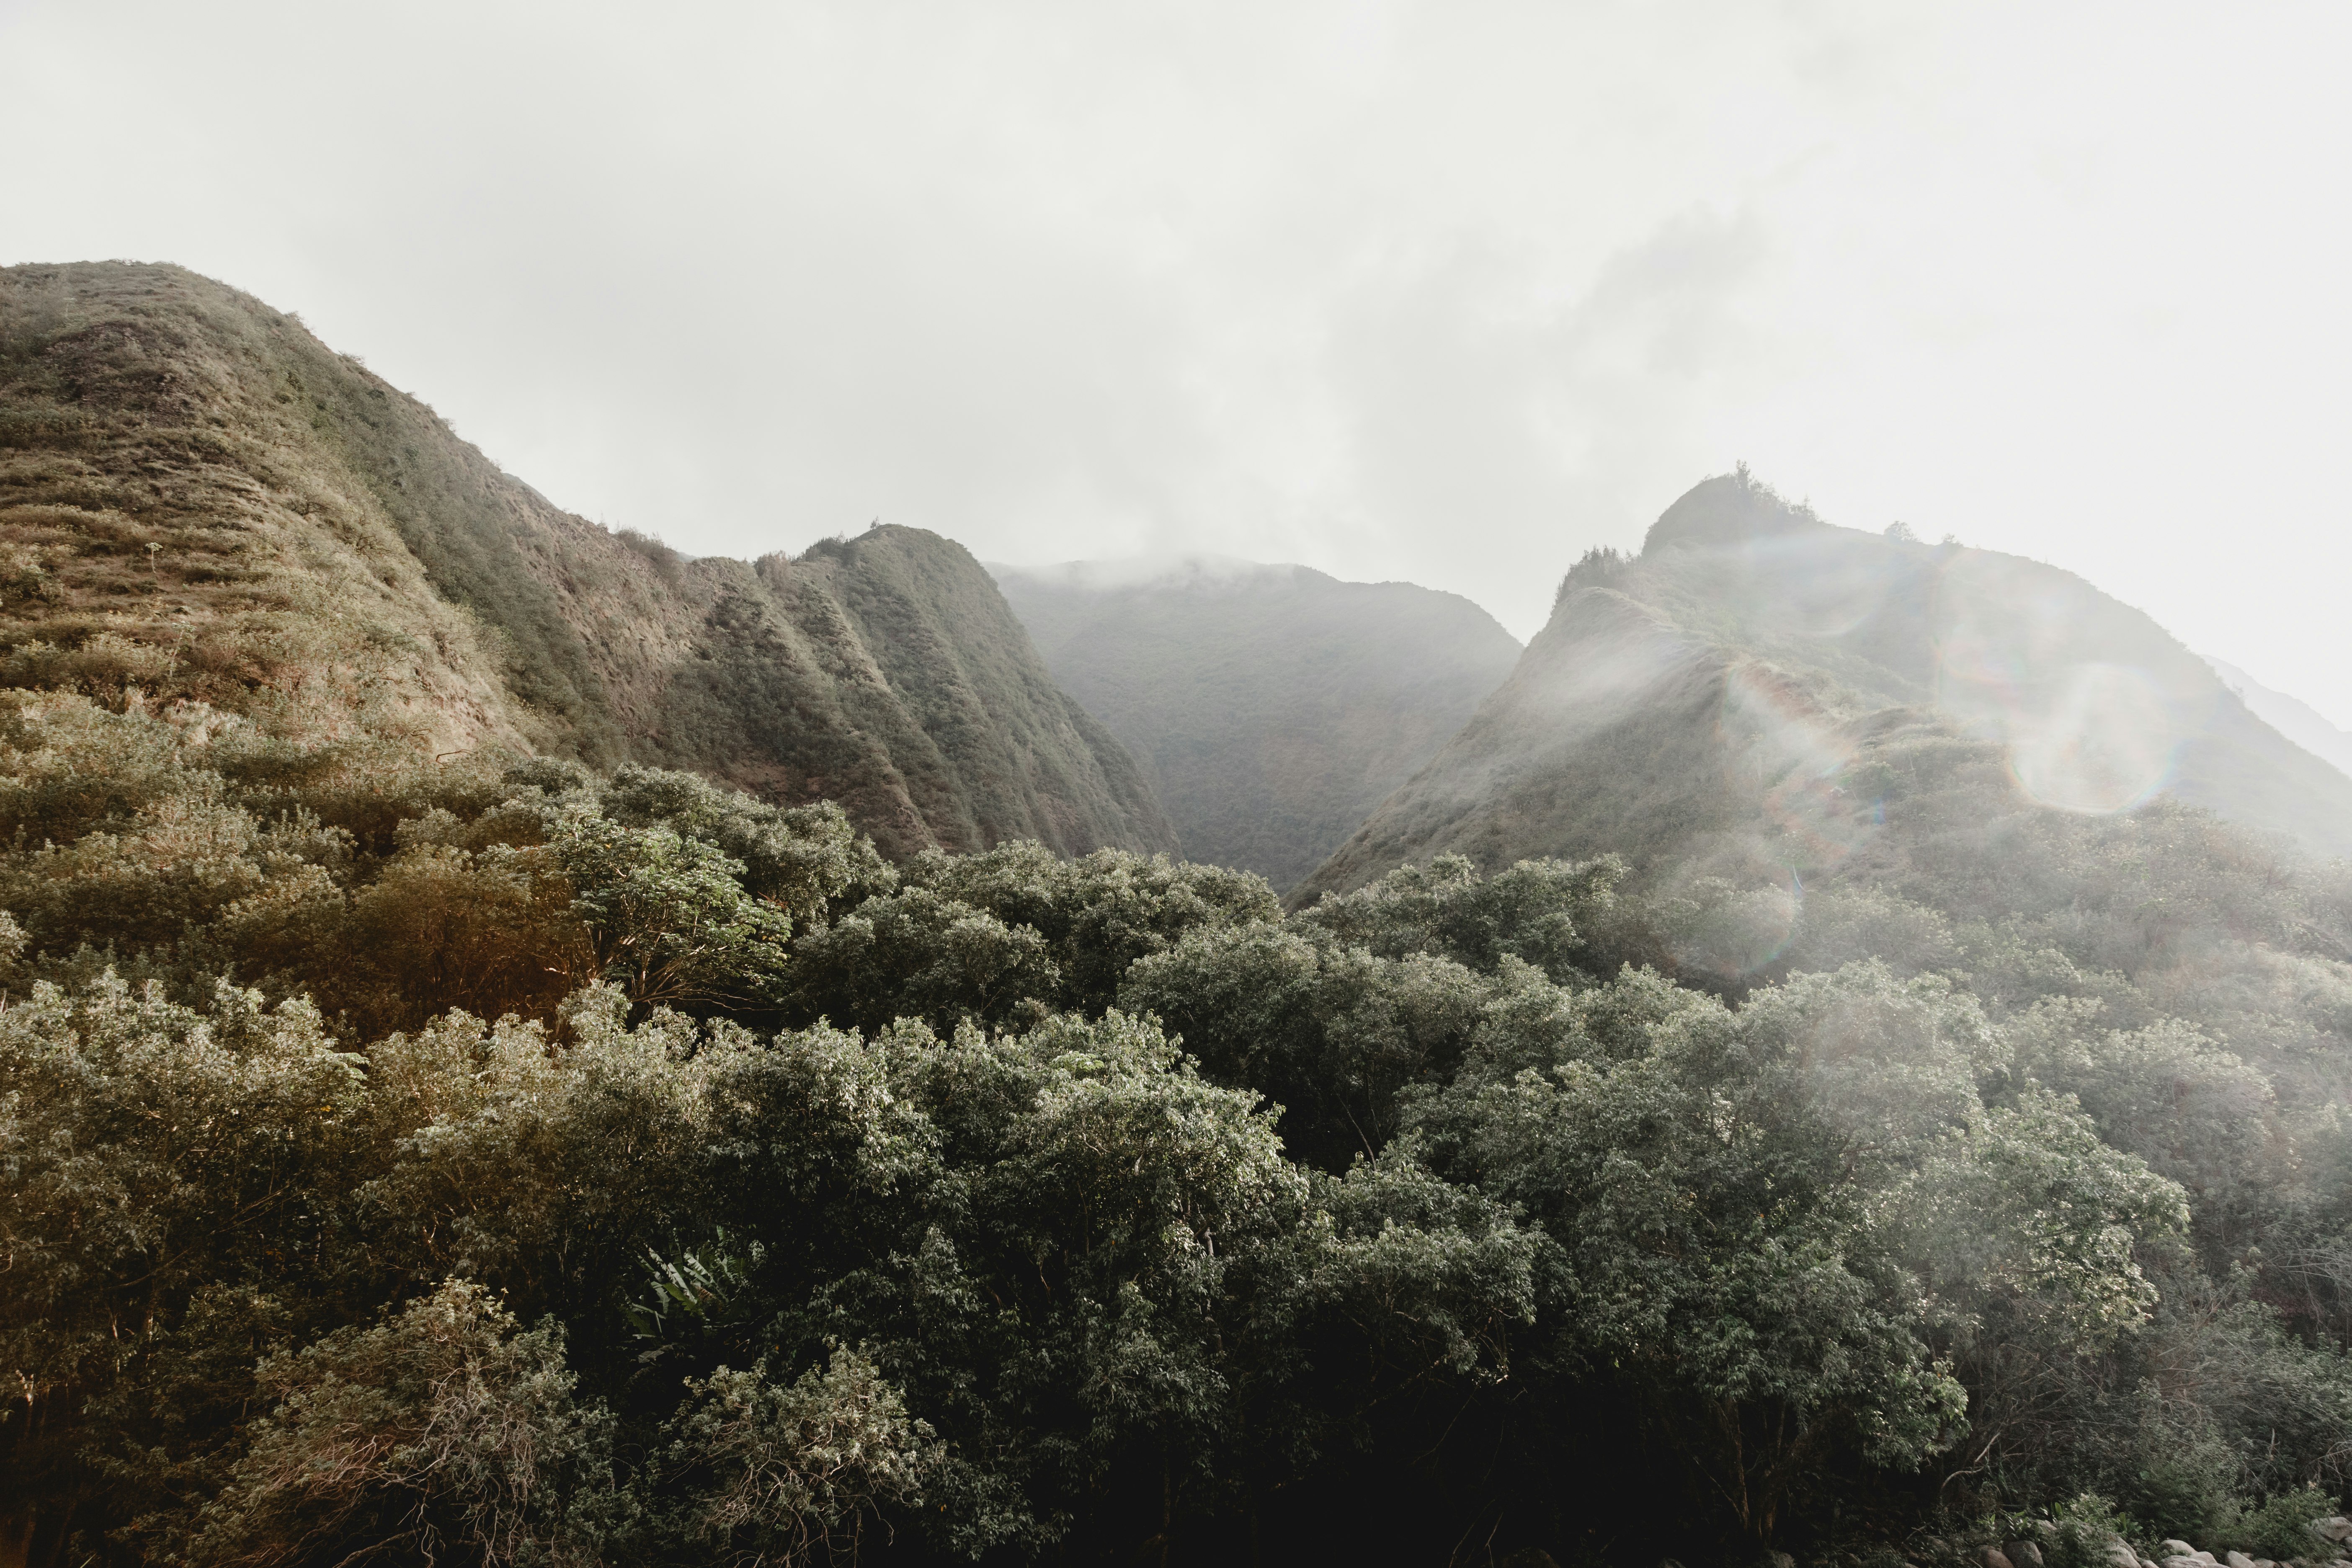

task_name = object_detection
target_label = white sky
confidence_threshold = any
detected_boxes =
[5,1,2350,722]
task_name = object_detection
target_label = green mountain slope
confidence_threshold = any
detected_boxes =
[1300,470,2352,908]
[991,557,1521,890]
[0,260,1172,859]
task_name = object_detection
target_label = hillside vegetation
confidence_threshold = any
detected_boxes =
[1290,477,2352,1252]
[993,557,1519,890]
[0,261,1171,859]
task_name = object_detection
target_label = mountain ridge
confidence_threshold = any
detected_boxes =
[992,554,1521,889]
[0,260,1173,859]
[1299,472,2352,908]
[2205,654,2352,784]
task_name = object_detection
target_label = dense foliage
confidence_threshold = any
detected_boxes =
[8,689,2352,1567]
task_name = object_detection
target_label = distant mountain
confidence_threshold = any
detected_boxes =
[0,261,1172,859]
[1300,471,2352,907]
[992,557,1520,890]
[2204,655,2352,783]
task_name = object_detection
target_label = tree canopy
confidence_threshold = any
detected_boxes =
[6,694,2352,1565]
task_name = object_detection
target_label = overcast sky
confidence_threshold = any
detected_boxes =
[6,1,2350,721]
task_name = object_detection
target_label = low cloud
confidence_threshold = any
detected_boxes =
[5,0,2350,709]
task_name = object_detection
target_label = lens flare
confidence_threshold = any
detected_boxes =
[1666,869,1804,979]
[1934,553,2188,816]
[1720,661,1879,868]
[2003,660,2179,814]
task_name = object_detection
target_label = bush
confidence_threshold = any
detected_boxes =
[187,1281,615,1568]
[645,1348,938,1565]
[2218,1486,2344,1559]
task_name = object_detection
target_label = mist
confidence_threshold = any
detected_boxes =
[5,0,2349,725]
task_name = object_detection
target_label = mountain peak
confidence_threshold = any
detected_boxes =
[1304,474,2352,903]
[1641,468,1832,556]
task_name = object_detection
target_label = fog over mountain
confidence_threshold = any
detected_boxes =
[2205,655,2352,784]
[7,0,2350,721]
[16,2,2352,1558]
[993,556,1519,890]
[1305,472,2352,906]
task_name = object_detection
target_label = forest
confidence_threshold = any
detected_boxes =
[10,678,2352,1568]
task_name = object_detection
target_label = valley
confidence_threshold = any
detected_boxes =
[8,261,2352,1568]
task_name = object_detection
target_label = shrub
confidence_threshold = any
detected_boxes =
[187,1281,615,1568]
[2218,1485,2344,1559]
[647,1348,938,1566]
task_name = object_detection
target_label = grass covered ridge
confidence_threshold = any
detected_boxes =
[0,261,1173,859]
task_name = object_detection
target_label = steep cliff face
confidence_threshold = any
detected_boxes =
[0,261,1173,859]
[993,557,1520,890]
[1298,472,2352,901]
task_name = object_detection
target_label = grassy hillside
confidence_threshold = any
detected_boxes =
[0,261,1172,859]
[993,557,1519,890]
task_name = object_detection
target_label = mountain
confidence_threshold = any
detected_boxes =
[19,281,2352,1567]
[2204,654,2352,782]
[1300,470,2352,907]
[0,260,1172,859]
[990,556,1521,890]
